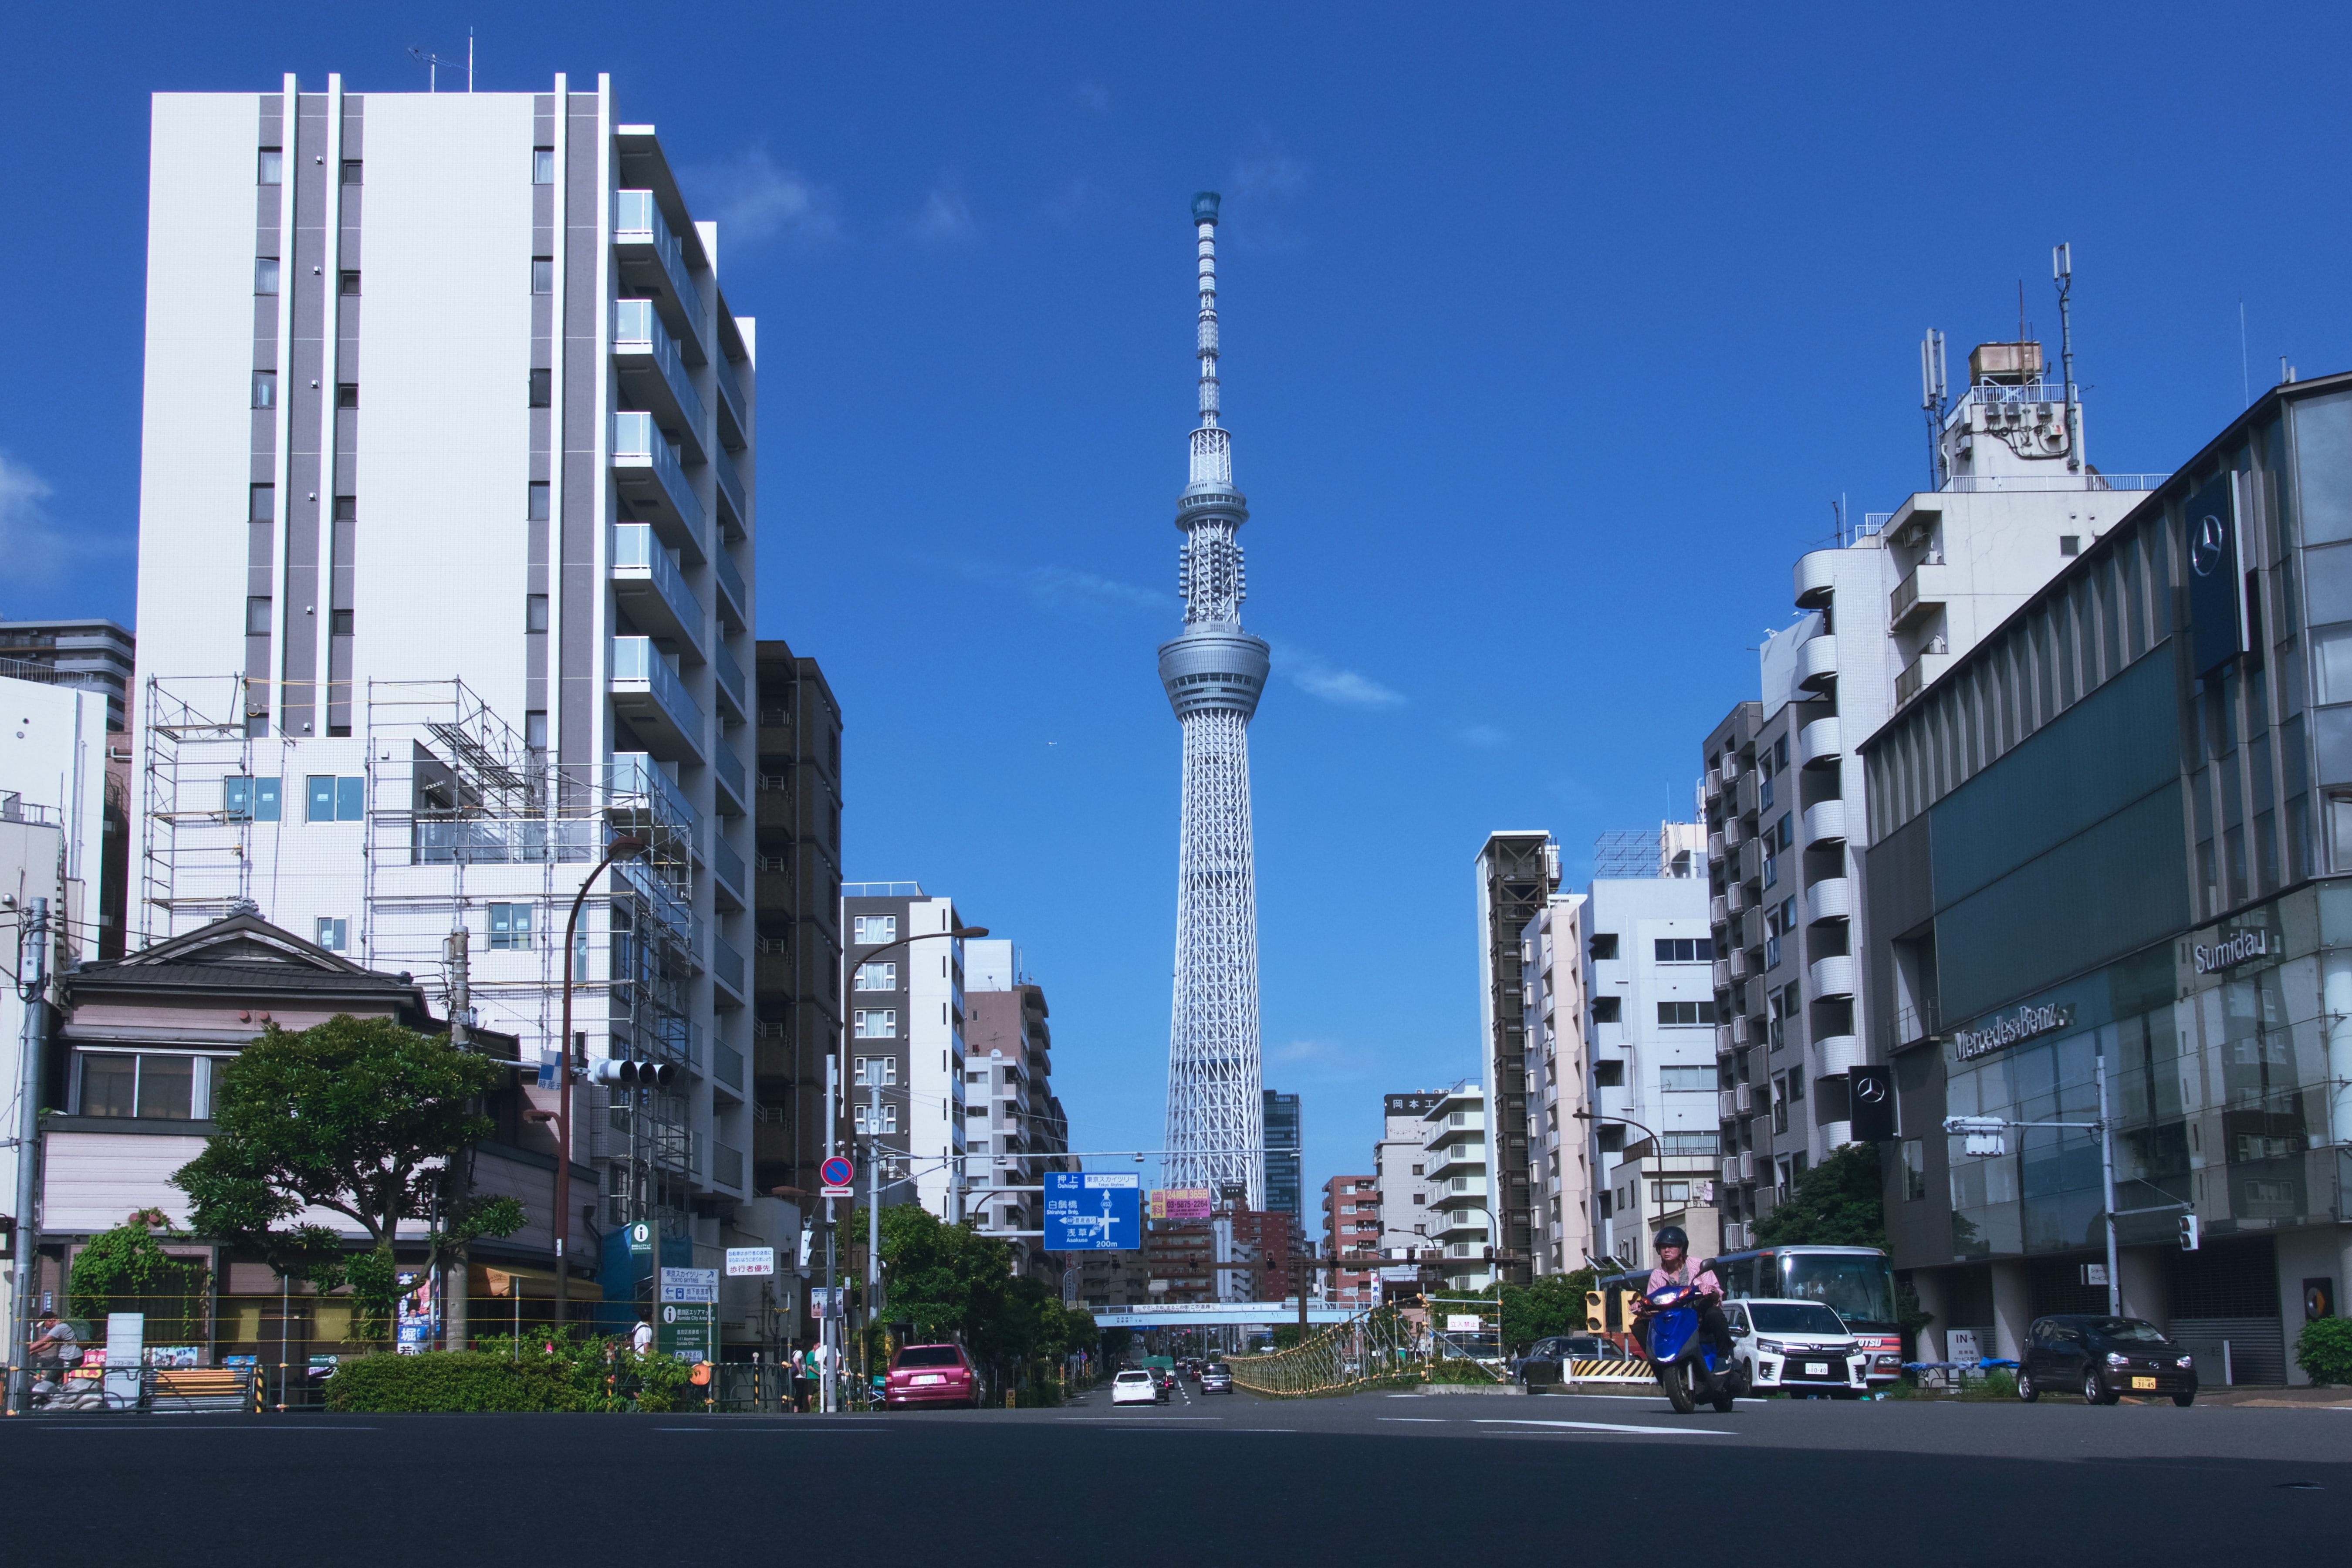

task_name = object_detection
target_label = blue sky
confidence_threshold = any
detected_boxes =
[7,2,2350,1209]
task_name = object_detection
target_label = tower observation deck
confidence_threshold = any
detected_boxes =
[1158,191,1270,1211]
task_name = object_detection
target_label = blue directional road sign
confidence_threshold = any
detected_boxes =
[1044,1172,1140,1251]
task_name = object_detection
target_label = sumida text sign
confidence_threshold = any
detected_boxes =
[1045,1173,1140,1250]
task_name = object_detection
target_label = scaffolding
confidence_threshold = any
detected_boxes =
[136,675,258,943]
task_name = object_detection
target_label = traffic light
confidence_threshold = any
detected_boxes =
[590,1058,678,1088]
[797,1227,816,1269]
[2179,1212,2201,1251]
[1585,1290,1605,1332]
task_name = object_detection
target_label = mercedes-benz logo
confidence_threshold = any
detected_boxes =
[1855,1078,1889,1104]
[2190,512,2227,578]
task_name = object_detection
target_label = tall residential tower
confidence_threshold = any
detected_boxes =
[1158,192,1271,1207]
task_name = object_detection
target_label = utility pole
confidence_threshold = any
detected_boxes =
[443,927,472,1352]
[867,1078,883,1393]
[8,899,51,1416]
[2054,243,2083,476]
[822,1053,837,1413]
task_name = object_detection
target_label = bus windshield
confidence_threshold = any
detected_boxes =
[1781,1253,1896,1326]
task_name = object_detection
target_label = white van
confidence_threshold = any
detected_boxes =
[1725,1298,1871,1398]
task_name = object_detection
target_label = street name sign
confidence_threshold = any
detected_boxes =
[1044,1172,1141,1251]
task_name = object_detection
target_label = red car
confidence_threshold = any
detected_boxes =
[885,1343,980,1409]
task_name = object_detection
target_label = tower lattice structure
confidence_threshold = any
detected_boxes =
[1157,192,1271,1210]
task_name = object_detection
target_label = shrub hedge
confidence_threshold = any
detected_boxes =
[2295,1318,2352,1386]
[323,1346,695,1413]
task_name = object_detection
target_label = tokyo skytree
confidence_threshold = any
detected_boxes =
[1158,191,1270,1209]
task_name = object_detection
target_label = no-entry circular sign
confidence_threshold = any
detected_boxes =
[821,1155,855,1188]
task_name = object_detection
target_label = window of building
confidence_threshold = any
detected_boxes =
[1901,1139,1926,1201]
[527,482,551,521]
[340,159,362,185]
[1591,996,1622,1023]
[528,369,551,407]
[333,495,356,523]
[1656,1001,1717,1026]
[255,257,280,295]
[336,383,358,409]
[1410,1164,1423,1176]
[1763,853,1778,890]
[853,915,898,945]
[245,597,272,636]
[854,962,898,991]
[1594,1061,1625,1087]
[257,148,282,184]
[488,903,534,950]
[1658,1065,1714,1091]
[525,595,549,634]
[531,257,554,294]
[1772,1079,1790,1134]
[524,712,547,754]
[1589,933,1619,960]
[223,776,280,822]
[532,147,555,184]
[316,917,348,951]
[249,483,274,523]
[852,1009,897,1039]
[339,270,361,295]
[252,371,276,409]
[331,608,354,636]
[1765,935,1782,970]
[305,775,364,822]
[1787,1065,1805,1102]
[77,1051,226,1121]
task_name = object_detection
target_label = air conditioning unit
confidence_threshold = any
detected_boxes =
[1738,1151,1756,1183]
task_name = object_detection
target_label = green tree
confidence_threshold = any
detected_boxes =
[1474,1270,1598,1353]
[69,1216,210,1345]
[1754,1143,1887,1248]
[169,1015,524,1332]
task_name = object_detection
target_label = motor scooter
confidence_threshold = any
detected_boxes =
[1639,1281,1739,1415]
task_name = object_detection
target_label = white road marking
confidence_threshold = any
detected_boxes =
[1475,1418,1734,1436]
[656,1426,889,1432]
[1379,1417,1449,1423]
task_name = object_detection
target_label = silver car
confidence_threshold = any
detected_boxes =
[1726,1299,1870,1398]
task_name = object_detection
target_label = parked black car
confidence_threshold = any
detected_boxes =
[2017,1315,2198,1406]
[1514,1335,1636,1381]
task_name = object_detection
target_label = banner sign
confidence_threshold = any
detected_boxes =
[1149,1187,1213,1220]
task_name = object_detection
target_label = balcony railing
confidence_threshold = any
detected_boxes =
[612,191,706,361]
[713,351,749,450]
[608,751,701,861]
[609,524,707,662]
[713,738,747,817]
[608,635,705,764]
[713,1141,743,1192]
[712,835,747,910]
[610,412,710,564]
[1941,471,2166,494]
[714,640,747,723]
[712,933,746,1004]
[713,546,748,634]
[714,446,748,540]
[713,1040,744,1091]
[612,300,706,461]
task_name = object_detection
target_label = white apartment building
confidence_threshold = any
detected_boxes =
[1419,1082,1493,1292]
[130,75,770,1299]
[1371,1089,1444,1259]
[842,887,968,1222]
[963,937,1072,1277]
[1520,891,1592,1276]
[1704,339,2163,1248]
[1580,868,1715,1267]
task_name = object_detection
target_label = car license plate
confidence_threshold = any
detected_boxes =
[913,1374,944,1386]
[2131,1376,2156,1390]
[1805,1362,1829,1377]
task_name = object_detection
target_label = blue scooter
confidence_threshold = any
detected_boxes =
[1640,1281,1739,1414]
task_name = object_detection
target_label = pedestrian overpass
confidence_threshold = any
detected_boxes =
[1090,1304,1358,1328]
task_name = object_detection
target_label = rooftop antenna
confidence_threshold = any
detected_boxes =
[468,28,475,92]
[408,44,456,92]
[1919,328,1948,490]
[2053,243,2082,475]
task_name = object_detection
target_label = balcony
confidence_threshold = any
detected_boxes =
[610,412,710,564]
[713,640,748,725]
[1797,716,1842,768]
[608,750,703,866]
[713,545,749,635]
[612,301,706,464]
[1728,947,1748,980]
[1709,894,1728,926]
[1738,840,1763,886]
[711,834,747,912]
[608,636,705,765]
[711,736,748,818]
[1711,958,1730,990]
[713,1140,743,1192]
[1813,1034,1863,1075]
[711,933,747,1009]
[1797,633,1838,692]
[1722,816,1743,848]
[1804,876,1853,924]
[1809,954,1857,1000]
[713,1039,744,1095]
[1707,830,1725,863]
[1801,799,1846,849]
[1727,880,1747,914]
[612,190,707,364]
[1889,557,1949,632]
[609,525,707,665]
[1895,643,1951,708]
[714,351,750,451]
[714,446,748,541]
[1794,549,1838,608]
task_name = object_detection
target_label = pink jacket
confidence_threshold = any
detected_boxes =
[1647,1261,1721,1300]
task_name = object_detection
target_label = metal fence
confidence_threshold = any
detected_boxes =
[1225,1305,1436,1397]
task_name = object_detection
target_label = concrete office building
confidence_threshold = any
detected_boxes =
[1262,1090,1302,1217]
[841,886,967,1221]
[963,939,1074,1279]
[1520,889,1593,1275]
[1576,860,1715,1268]
[1372,1090,1444,1256]
[1472,833,1560,1281]
[1865,371,2352,1386]
[751,641,843,1208]
[1704,339,2162,1249]
[1420,1082,1494,1292]
[1321,1174,1379,1306]
[0,620,136,733]
[128,75,781,1325]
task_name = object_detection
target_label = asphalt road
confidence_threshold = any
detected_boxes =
[14,1381,2349,1565]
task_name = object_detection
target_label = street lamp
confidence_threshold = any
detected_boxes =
[551,833,647,1332]
[1574,1108,1663,1271]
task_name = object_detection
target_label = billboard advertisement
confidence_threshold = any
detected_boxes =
[1044,1172,1141,1251]
[1149,1187,1213,1220]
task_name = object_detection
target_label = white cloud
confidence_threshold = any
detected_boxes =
[1458,724,1509,749]
[1276,643,1406,709]
[1230,150,1308,201]
[922,555,1172,621]
[0,451,112,596]
[679,146,840,249]
[908,188,978,246]
[1269,1037,1363,1082]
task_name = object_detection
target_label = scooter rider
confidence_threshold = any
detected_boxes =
[1639,1226,1735,1371]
